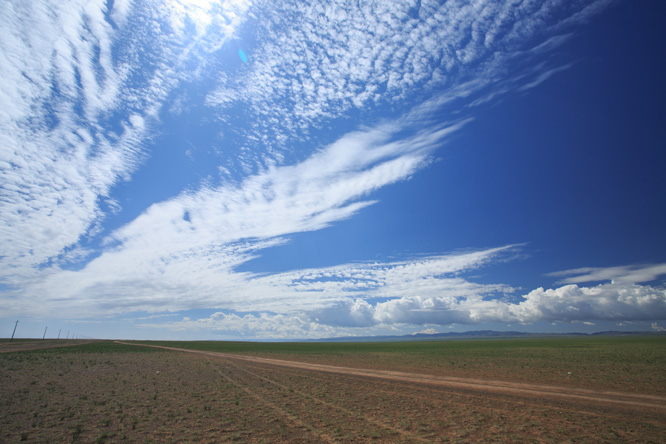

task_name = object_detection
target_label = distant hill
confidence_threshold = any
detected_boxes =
[305,330,666,342]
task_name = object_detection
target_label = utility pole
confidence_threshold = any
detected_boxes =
[57,329,61,340]
[10,320,18,342]
[43,326,48,340]
[66,331,69,340]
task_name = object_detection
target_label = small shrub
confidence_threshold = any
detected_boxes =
[72,424,83,441]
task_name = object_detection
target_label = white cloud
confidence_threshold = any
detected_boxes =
[416,328,439,335]
[146,312,339,340]
[547,263,666,284]
[207,0,612,148]
[2,116,468,318]
[110,117,464,252]
[0,4,139,276]
[109,0,133,27]
[0,0,252,282]
[1,0,613,286]
[517,64,574,92]
[502,282,666,324]
[147,279,666,339]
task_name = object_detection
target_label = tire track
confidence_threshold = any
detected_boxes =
[203,356,339,444]
[220,356,433,443]
[237,359,666,440]
[259,363,666,427]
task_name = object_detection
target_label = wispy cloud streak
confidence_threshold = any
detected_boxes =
[0,0,251,281]
[548,263,666,284]
[208,0,614,150]
[4,116,468,317]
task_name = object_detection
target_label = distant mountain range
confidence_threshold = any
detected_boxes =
[306,330,666,342]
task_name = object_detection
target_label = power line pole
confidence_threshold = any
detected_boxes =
[10,320,18,342]
[57,329,61,340]
[43,326,48,340]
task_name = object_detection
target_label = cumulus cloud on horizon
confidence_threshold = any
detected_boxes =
[138,261,666,339]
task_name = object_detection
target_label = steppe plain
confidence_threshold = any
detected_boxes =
[1,336,665,443]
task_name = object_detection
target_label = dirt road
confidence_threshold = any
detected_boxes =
[117,341,666,413]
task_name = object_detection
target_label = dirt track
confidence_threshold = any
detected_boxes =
[117,341,666,413]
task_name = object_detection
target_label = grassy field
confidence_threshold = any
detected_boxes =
[136,335,666,394]
[1,337,665,443]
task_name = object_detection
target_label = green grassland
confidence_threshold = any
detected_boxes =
[136,334,666,355]
[9,341,165,354]
[9,335,666,393]
[134,335,666,393]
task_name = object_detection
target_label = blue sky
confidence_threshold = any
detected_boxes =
[2,0,666,340]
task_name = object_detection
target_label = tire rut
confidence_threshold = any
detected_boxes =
[266,364,666,426]
[220,356,433,443]
[204,356,339,444]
